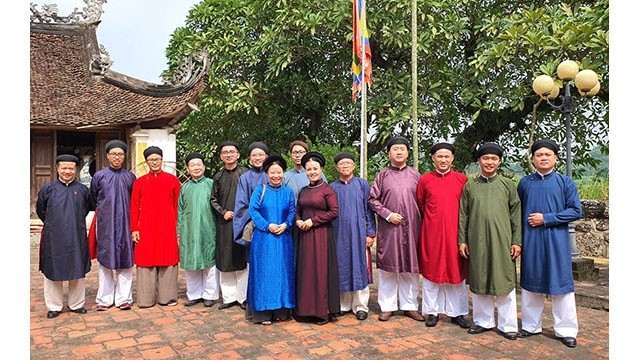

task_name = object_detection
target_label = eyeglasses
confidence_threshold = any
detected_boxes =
[108,153,125,158]
[146,158,162,163]
[292,150,307,155]
[221,151,237,156]
[337,161,355,167]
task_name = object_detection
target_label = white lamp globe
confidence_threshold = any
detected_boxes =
[557,60,579,81]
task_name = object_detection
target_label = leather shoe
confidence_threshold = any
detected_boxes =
[468,325,493,334]
[203,299,215,307]
[425,314,439,327]
[404,310,425,322]
[71,307,87,314]
[517,329,540,338]
[316,317,330,325]
[355,311,368,321]
[184,298,203,307]
[46,310,60,319]
[451,315,470,329]
[218,302,235,310]
[238,301,247,310]
[498,330,517,340]
[378,311,394,321]
[558,336,577,348]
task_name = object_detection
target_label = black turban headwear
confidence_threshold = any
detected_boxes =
[143,146,163,159]
[104,139,127,153]
[531,139,559,155]
[333,152,355,164]
[248,141,269,155]
[262,155,288,173]
[216,141,240,154]
[185,152,205,166]
[56,154,79,165]
[474,142,504,160]
[386,136,410,151]
[301,151,326,168]
[429,142,455,155]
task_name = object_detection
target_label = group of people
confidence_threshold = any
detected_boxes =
[36,135,582,348]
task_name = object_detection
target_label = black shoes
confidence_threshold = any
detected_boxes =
[184,298,203,307]
[159,300,178,306]
[558,336,577,348]
[46,310,60,319]
[517,329,540,338]
[468,325,493,334]
[239,301,247,310]
[450,315,470,329]
[71,307,87,314]
[425,314,439,327]
[355,311,368,321]
[203,299,215,307]
[498,329,517,340]
[218,302,235,310]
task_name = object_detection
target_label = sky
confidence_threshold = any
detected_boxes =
[52,0,202,83]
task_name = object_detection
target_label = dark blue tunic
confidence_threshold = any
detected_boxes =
[517,171,582,295]
[330,177,376,292]
[36,179,94,281]
[232,167,267,247]
[90,167,136,269]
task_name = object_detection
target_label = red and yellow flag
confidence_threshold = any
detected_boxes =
[352,0,372,102]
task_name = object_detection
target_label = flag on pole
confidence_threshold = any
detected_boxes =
[352,0,372,102]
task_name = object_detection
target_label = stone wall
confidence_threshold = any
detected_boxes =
[575,200,609,258]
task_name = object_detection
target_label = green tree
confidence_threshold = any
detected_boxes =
[165,0,608,178]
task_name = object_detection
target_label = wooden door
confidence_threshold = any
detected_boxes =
[30,130,55,217]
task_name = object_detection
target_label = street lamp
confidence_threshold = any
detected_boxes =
[532,60,600,261]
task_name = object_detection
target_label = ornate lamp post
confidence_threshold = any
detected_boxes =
[532,60,600,262]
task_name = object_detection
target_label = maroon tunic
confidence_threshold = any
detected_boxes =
[294,181,340,319]
[368,165,422,273]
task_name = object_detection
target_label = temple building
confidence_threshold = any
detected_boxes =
[30,1,208,216]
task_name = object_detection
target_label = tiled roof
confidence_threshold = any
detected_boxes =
[30,22,207,130]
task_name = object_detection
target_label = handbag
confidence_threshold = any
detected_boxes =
[240,184,267,243]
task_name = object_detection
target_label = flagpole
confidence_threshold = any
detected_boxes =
[360,0,368,180]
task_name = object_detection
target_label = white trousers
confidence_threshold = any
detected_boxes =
[218,266,249,304]
[44,277,85,311]
[340,286,370,313]
[471,289,518,333]
[520,288,579,338]
[96,263,133,307]
[421,278,469,317]
[184,266,220,301]
[377,270,420,312]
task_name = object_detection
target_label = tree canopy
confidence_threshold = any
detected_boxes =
[165,0,608,179]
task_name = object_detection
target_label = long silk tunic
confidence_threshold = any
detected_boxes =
[247,184,296,311]
[330,176,376,292]
[210,165,249,272]
[232,167,267,246]
[178,176,216,271]
[130,171,181,267]
[517,171,582,295]
[295,181,341,318]
[417,170,467,284]
[458,174,521,296]
[368,165,422,273]
[37,179,94,281]
[90,167,136,269]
